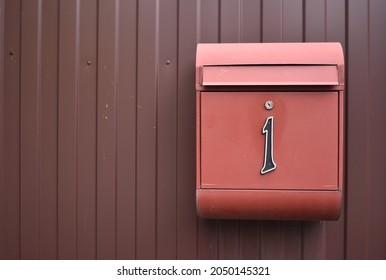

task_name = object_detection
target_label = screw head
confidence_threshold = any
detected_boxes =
[87,60,92,66]
[265,100,274,110]
[165,60,171,65]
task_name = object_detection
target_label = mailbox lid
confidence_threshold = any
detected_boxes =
[201,65,339,86]
[196,42,344,67]
[196,43,345,89]
[200,91,339,191]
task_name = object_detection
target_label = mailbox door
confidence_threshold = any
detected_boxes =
[200,91,339,191]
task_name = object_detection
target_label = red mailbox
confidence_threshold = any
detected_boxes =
[196,43,344,220]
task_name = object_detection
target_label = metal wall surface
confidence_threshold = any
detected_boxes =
[0,0,385,260]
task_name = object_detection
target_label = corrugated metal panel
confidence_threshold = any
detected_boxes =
[1,0,21,260]
[0,0,4,260]
[0,0,386,260]
[346,0,386,259]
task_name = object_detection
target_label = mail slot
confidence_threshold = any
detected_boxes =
[195,43,344,220]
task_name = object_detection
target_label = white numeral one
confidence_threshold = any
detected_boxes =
[261,116,277,175]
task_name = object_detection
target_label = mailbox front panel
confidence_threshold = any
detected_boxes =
[201,91,339,191]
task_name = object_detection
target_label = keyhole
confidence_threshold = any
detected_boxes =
[265,100,274,110]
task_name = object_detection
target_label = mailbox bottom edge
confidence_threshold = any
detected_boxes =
[196,188,342,221]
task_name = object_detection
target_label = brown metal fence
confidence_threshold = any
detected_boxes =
[0,0,385,260]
